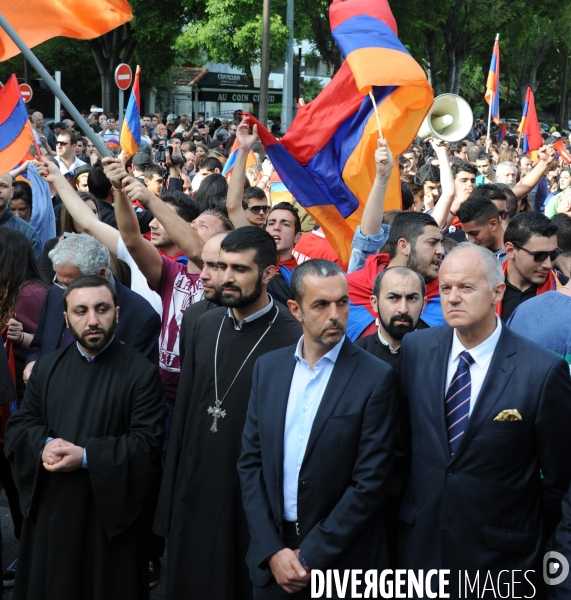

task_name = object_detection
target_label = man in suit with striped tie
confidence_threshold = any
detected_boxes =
[397,243,571,598]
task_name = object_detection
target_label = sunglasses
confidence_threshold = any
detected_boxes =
[56,140,70,146]
[512,242,562,263]
[498,209,509,220]
[248,205,271,215]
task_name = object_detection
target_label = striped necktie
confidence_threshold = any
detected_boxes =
[446,351,474,455]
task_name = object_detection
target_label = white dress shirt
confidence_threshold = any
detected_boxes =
[445,317,503,415]
[283,335,345,521]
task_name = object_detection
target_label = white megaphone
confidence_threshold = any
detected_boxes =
[417,94,474,143]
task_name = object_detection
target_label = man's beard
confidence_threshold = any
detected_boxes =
[406,245,437,282]
[204,286,222,305]
[380,312,415,340]
[219,274,263,308]
[68,317,117,353]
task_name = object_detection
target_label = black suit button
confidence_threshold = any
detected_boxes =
[302,481,306,485]
[446,470,453,476]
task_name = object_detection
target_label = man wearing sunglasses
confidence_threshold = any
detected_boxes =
[242,188,271,228]
[497,211,561,321]
[55,132,85,177]
[457,195,508,263]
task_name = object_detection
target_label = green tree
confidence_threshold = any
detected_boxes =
[176,0,289,87]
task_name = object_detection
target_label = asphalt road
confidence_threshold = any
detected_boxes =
[0,491,168,598]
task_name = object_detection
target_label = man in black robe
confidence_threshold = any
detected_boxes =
[5,276,165,600]
[355,266,428,369]
[155,227,302,600]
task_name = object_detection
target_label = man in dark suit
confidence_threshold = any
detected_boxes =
[25,234,160,381]
[398,242,571,597]
[238,259,397,599]
[356,266,428,369]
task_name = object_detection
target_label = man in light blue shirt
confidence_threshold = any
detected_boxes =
[239,259,397,598]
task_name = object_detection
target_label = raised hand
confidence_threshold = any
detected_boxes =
[237,116,258,152]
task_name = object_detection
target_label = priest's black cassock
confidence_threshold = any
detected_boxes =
[5,339,165,600]
[155,301,301,600]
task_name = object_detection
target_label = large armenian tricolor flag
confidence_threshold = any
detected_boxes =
[246,0,433,264]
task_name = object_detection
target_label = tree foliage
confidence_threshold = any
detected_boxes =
[176,0,289,86]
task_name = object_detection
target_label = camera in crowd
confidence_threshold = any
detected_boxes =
[153,142,185,166]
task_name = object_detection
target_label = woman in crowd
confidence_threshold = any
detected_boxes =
[545,167,571,217]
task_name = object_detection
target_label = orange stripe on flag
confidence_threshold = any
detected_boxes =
[0,123,34,175]
[0,0,133,61]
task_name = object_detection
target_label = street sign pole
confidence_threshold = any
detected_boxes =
[118,90,124,129]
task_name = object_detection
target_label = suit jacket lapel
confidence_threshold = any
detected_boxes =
[429,328,455,461]
[449,326,517,464]
[273,348,297,498]
[302,338,359,463]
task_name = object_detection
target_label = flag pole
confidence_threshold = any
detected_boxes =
[486,33,499,142]
[0,11,110,158]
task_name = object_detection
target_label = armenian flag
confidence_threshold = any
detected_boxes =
[0,0,133,61]
[245,0,433,264]
[221,138,257,176]
[120,65,141,158]
[498,121,507,141]
[0,74,34,175]
[518,87,542,156]
[485,35,500,124]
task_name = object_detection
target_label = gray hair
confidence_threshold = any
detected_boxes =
[496,161,519,178]
[48,233,110,275]
[290,259,346,303]
[444,242,504,290]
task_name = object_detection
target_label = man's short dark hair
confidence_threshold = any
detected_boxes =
[220,226,277,272]
[372,266,426,299]
[171,133,183,143]
[107,114,117,121]
[495,183,518,218]
[63,275,117,311]
[87,165,112,200]
[451,160,478,178]
[290,259,345,304]
[476,153,493,165]
[268,202,302,234]
[160,190,200,223]
[504,211,558,247]
[474,184,507,202]
[401,182,414,211]
[242,187,267,209]
[551,213,571,256]
[199,157,223,173]
[457,196,500,225]
[386,212,439,259]
[414,163,440,185]
[504,135,517,148]
[450,141,467,155]
[144,164,163,180]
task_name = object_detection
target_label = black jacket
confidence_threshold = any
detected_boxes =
[238,337,397,591]
[27,280,160,365]
[397,324,571,594]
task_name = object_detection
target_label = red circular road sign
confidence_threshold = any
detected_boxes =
[19,83,33,103]
[114,63,133,91]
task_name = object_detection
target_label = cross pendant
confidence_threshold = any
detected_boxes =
[208,400,227,433]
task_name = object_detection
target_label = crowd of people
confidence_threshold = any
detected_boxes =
[0,104,571,600]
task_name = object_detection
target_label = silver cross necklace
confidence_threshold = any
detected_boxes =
[208,305,279,433]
